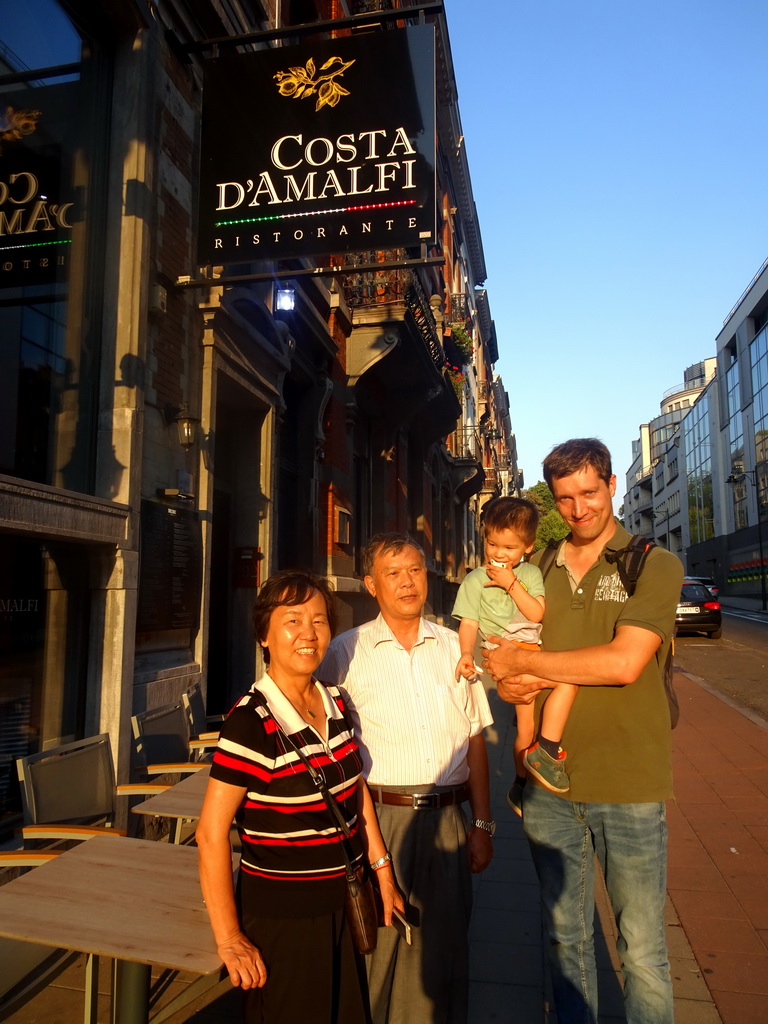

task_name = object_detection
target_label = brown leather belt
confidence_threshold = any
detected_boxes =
[369,787,469,809]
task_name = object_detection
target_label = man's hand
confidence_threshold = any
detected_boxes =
[467,826,493,873]
[482,635,534,681]
[496,674,544,706]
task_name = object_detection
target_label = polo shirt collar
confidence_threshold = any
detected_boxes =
[253,672,342,736]
[556,517,628,567]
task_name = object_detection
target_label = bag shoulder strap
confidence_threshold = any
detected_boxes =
[605,534,656,597]
[535,539,561,580]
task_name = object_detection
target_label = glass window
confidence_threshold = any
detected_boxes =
[1,0,107,492]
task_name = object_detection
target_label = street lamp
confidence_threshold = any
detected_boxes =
[726,469,767,611]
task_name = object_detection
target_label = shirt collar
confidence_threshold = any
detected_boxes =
[369,612,434,650]
[557,517,627,566]
[252,673,341,736]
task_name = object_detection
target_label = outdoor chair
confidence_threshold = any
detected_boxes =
[16,734,167,846]
[131,699,215,779]
[182,680,223,745]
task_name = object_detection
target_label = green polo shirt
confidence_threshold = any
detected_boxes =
[531,521,683,804]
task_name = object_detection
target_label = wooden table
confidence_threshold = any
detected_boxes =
[0,836,222,1024]
[132,765,211,843]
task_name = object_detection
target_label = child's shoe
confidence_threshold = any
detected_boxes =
[524,743,570,793]
[505,778,526,817]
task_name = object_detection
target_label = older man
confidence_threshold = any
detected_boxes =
[319,532,494,1024]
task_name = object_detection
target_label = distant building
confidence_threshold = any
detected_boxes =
[683,258,768,603]
[623,359,715,554]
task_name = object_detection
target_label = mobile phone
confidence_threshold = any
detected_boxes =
[391,907,412,945]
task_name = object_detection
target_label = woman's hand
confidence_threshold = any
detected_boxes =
[374,865,405,927]
[217,931,268,989]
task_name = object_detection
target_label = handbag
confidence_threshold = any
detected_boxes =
[278,724,379,954]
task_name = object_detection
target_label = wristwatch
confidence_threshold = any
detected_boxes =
[471,818,496,836]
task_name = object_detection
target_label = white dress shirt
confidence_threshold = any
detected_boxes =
[319,614,493,786]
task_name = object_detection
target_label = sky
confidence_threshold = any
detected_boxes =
[443,0,768,501]
[4,1,766,507]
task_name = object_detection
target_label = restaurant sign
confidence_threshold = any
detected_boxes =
[198,24,436,265]
[0,85,78,288]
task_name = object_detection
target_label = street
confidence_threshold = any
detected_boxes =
[674,610,768,724]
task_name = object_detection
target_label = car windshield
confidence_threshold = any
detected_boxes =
[681,585,712,602]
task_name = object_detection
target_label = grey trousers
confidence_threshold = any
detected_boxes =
[368,802,472,1024]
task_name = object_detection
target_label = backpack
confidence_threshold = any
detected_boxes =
[534,535,679,728]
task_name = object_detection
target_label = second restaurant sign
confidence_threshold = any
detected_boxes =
[198,24,436,265]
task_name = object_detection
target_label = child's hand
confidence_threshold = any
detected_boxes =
[485,562,516,592]
[455,653,478,680]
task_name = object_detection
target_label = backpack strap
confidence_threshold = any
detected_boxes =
[535,539,561,580]
[604,535,655,597]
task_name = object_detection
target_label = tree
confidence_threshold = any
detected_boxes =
[523,481,568,549]
[524,481,556,515]
[535,509,569,550]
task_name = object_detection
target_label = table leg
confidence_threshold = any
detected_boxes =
[83,953,99,1024]
[113,960,151,1024]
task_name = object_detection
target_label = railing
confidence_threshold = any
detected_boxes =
[450,293,468,323]
[340,250,444,371]
[340,249,408,307]
[405,271,445,369]
[661,378,709,401]
[723,255,768,327]
[447,426,482,462]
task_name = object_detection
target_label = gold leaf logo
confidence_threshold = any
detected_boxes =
[274,56,355,112]
[0,106,41,153]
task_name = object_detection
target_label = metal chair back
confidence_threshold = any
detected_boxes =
[16,734,116,828]
[131,700,192,768]
[182,681,208,737]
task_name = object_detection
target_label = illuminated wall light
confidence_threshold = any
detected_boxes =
[276,286,296,312]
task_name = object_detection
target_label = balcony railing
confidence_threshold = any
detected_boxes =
[448,426,482,462]
[450,293,468,323]
[340,250,445,371]
[340,249,408,307]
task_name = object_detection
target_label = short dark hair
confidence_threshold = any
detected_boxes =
[253,569,337,663]
[482,497,539,546]
[362,532,425,578]
[543,438,613,488]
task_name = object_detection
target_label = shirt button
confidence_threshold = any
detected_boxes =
[577,588,583,594]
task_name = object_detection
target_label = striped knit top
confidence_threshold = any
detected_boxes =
[211,674,364,916]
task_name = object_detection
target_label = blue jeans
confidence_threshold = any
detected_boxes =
[523,785,672,1024]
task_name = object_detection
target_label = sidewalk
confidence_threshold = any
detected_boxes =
[6,668,768,1024]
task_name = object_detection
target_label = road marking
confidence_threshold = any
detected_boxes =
[722,610,768,625]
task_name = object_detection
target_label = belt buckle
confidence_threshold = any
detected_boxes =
[412,793,439,809]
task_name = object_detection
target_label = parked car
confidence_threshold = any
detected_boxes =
[683,575,719,599]
[675,583,722,639]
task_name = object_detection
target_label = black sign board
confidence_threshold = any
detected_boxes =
[137,501,202,635]
[0,84,79,289]
[198,24,436,265]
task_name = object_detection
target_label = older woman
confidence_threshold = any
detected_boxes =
[197,569,401,1024]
